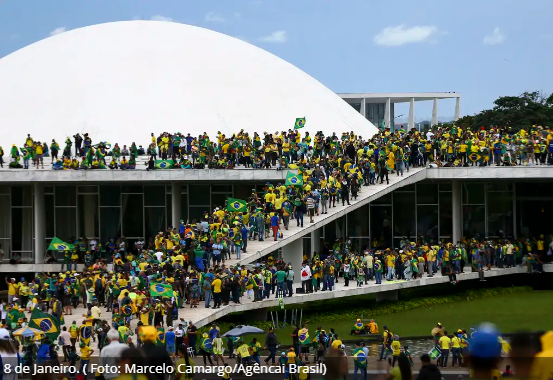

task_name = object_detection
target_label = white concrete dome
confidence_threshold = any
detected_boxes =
[0,21,377,148]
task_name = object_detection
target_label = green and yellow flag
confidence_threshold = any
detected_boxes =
[47,237,74,251]
[285,171,303,187]
[150,283,173,298]
[227,197,248,213]
[79,321,93,347]
[20,148,31,160]
[28,308,60,341]
[155,159,174,169]
[294,117,306,130]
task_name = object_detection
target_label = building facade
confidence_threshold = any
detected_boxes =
[1,178,549,264]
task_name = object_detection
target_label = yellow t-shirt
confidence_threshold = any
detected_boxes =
[391,340,401,356]
[212,279,222,293]
[80,345,93,360]
[237,344,250,358]
[451,336,461,348]
[331,339,342,349]
[7,283,19,296]
[439,336,451,350]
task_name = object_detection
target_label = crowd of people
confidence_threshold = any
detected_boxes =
[2,124,553,170]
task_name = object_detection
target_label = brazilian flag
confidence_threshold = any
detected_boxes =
[155,159,174,169]
[20,147,31,160]
[28,308,60,341]
[157,328,166,346]
[353,347,367,368]
[227,197,248,213]
[150,282,173,298]
[122,304,133,317]
[285,171,303,187]
[298,329,311,345]
[79,322,93,347]
[468,153,481,163]
[294,117,306,130]
[47,237,75,251]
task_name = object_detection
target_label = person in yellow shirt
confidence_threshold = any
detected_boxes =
[451,333,462,367]
[438,331,451,368]
[79,342,94,374]
[5,277,19,304]
[391,335,401,367]
[211,276,222,309]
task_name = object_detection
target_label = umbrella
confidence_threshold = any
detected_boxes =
[13,326,43,338]
[222,325,265,337]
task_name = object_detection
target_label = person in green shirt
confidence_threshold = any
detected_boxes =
[275,267,286,298]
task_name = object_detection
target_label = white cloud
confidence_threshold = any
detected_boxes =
[483,27,506,45]
[373,24,438,46]
[205,12,225,22]
[49,27,67,36]
[258,30,287,43]
[151,15,173,22]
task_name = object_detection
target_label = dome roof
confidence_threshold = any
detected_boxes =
[0,21,377,148]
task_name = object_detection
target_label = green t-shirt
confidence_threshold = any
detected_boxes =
[276,270,286,282]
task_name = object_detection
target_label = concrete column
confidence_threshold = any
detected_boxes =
[281,238,303,284]
[384,98,391,129]
[431,98,438,126]
[454,97,461,121]
[376,289,398,302]
[311,227,322,259]
[452,181,462,244]
[171,183,181,228]
[360,98,366,120]
[33,183,45,264]
[409,97,415,130]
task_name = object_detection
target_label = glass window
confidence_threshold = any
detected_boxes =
[372,192,392,204]
[416,183,438,204]
[370,205,392,248]
[517,200,553,238]
[393,192,416,238]
[122,194,143,237]
[212,185,233,193]
[100,186,121,206]
[487,192,513,237]
[122,185,143,194]
[211,193,229,211]
[45,195,55,238]
[144,186,165,207]
[11,186,32,207]
[189,207,206,223]
[189,185,210,205]
[44,186,54,194]
[439,182,452,192]
[462,205,485,238]
[11,208,32,252]
[78,186,98,193]
[78,194,99,238]
[396,184,415,192]
[55,185,77,206]
[0,196,10,239]
[55,207,76,242]
[145,207,166,242]
[462,183,485,204]
[302,238,312,259]
[347,204,369,237]
[166,194,172,228]
[180,193,189,224]
[0,187,9,195]
[486,183,512,192]
[417,205,439,241]
[439,192,453,238]
[100,208,121,242]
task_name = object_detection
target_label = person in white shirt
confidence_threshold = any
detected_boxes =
[99,329,128,380]
[59,326,72,361]
[0,328,19,380]
[154,251,164,263]
[300,263,312,294]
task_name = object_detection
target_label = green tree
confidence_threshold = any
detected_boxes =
[455,91,553,131]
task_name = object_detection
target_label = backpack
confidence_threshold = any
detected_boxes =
[386,330,393,344]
